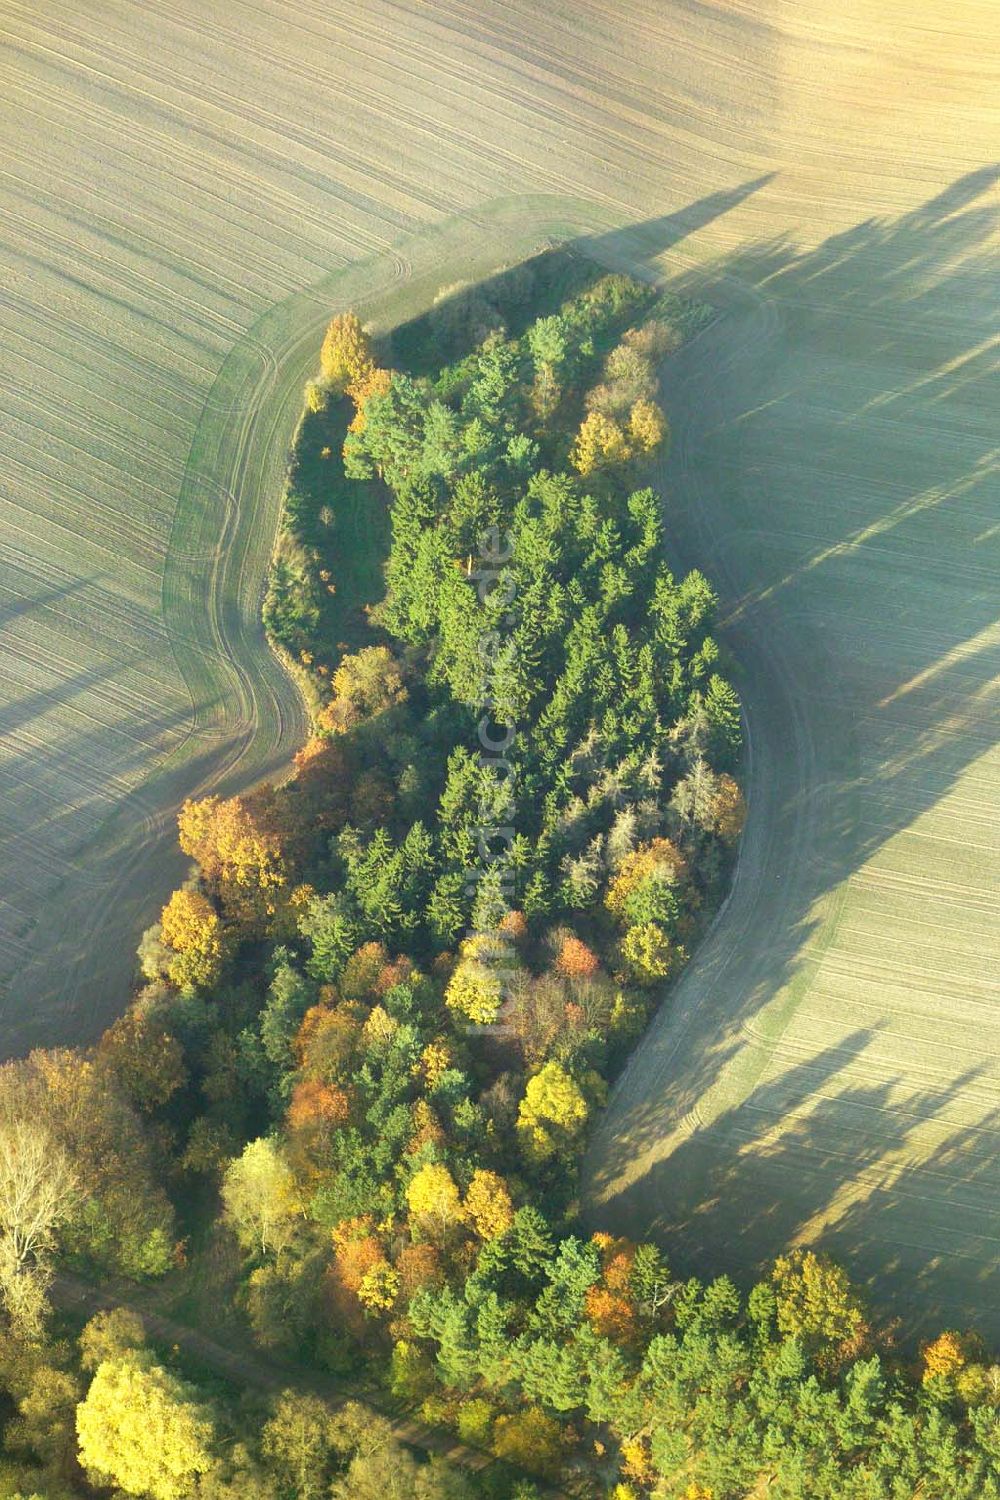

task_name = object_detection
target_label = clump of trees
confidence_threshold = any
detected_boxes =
[5,259,997,1497]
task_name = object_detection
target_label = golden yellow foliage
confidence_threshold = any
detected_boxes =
[405,1162,462,1236]
[177,795,286,908]
[628,397,668,454]
[923,1330,967,1381]
[772,1249,867,1359]
[304,378,327,413]
[159,889,227,989]
[76,1355,216,1500]
[357,1262,400,1313]
[416,1039,453,1089]
[571,410,630,475]
[492,1407,564,1478]
[619,922,678,985]
[516,1061,589,1161]
[408,1099,446,1155]
[445,959,502,1025]
[619,1435,654,1485]
[318,645,407,735]
[220,1138,300,1257]
[463,1169,514,1240]
[445,932,517,1025]
[361,1004,399,1049]
[319,311,373,392]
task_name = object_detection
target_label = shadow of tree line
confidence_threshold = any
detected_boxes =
[574,164,1000,1341]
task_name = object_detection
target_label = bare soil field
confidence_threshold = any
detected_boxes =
[1,0,998,1327]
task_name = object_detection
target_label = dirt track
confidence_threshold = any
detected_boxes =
[51,1273,509,1482]
[2,1,999,1329]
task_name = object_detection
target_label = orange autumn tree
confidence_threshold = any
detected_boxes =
[290,735,354,834]
[347,364,393,433]
[585,1284,638,1346]
[553,934,600,980]
[586,1232,639,1346]
[293,1001,362,1081]
[328,1216,388,1332]
[396,1242,443,1299]
[287,1078,350,1134]
[339,942,390,1003]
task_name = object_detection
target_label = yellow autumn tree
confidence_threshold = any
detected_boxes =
[571,411,631,475]
[619,922,680,986]
[445,931,518,1026]
[361,1005,399,1050]
[923,1330,967,1382]
[772,1250,867,1364]
[445,958,503,1025]
[416,1039,453,1089]
[318,645,407,735]
[319,311,374,392]
[159,889,228,989]
[408,1099,446,1156]
[628,397,668,455]
[619,1434,655,1485]
[177,794,287,928]
[405,1162,462,1240]
[516,1061,589,1162]
[220,1139,300,1257]
[357,1262,400,1315]
[76,1354,216,1500]
[304,378,327,413]
[463,1169,514,1240]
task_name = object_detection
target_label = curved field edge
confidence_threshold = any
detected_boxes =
[160,192,632,789]
[31,195,651,1052]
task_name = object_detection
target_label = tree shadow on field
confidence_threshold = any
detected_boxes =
[0,574,100,632]
[0,624,223,1051]
[605,1027,1000,1344]
[577,165,1000,1338]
